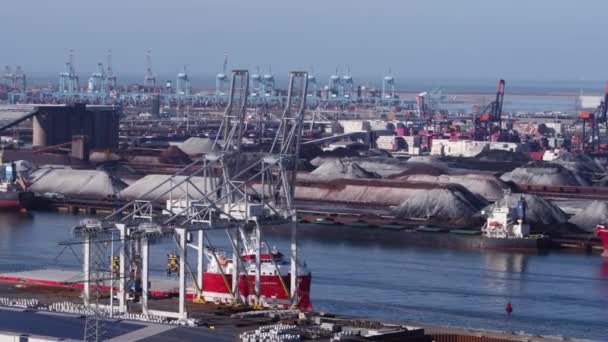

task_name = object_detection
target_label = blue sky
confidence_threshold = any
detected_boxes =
[0,0,605,82]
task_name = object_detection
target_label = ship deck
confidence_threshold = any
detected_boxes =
[0,268,197,298]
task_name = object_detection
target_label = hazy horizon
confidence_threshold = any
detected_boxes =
[1,0,607,90]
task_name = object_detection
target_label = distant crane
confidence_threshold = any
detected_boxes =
[88,62,106,94]
[2,66,25,92]
[14,66,26,93]
[215,53,229,96]
[176,65,190,95]
[262,65,275,97]
[105,49,117,91]
[307,66,317,98]
[342,67,354,98]
[143,50,156,91]
[580,82,608,152]
[59,49,79,94]
[382,68,395,100]
[328,67,342,98]
[2,66,13,88]
[474,79,505,141]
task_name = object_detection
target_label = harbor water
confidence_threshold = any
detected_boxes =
[0,212,606,340]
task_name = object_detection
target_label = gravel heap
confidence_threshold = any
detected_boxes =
[390,186,488,224]
[177,137,217,156]
[500,161,588,186]
[28,167,126,198]
[310,159,380,179]
[568,200,608,232]
[119,175,219,201]
[398,173,509,201]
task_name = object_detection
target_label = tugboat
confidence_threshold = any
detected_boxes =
[201,231,312,311]
[595,224,608,257]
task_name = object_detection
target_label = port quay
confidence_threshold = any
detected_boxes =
[1,2,608,341]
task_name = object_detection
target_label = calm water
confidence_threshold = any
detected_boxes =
[0,212,606,340]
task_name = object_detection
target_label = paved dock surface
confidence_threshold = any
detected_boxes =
[0,308,236,341]
[0,308,142,340]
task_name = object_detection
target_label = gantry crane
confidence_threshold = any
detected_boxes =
[66,70,309,341]
[143,50,156,91]
[580,82,608,152]
[474,79,505,141]
[105,49,117,91]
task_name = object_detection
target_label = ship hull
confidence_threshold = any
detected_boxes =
[0,191,33,210]
[268,224,551,252]
[201,273,312,311]
[596,228,608,257]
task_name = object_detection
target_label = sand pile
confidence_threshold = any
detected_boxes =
[568,200,608,232]
[177,137,217,156]
[28,167,126,198]
[500,161,587,186]
[483,193,569,226]
[295,179,439,206]
[119,175,219,201]
[89,151,121,163]
[475,149,532,163]
[390,186,488,224]
[310,159,380,179]
[397,174,509,201]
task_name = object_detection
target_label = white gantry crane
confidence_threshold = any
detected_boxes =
[64,70,309,341]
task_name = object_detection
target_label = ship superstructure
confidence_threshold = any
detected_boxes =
[482,191,530,239]
[202,231,311,310]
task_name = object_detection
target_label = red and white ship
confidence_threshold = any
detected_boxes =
[595,224,608,257]
[200,232,312,311]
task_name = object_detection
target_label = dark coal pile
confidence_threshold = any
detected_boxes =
[500,161,588,186]
[568,200,608,232]
[358,149,393,158]
[475,149,532,163]
[397,173,509,201]
[389,162,447,178]
[310,156,407,177]
[552,152,606,185]
[390,185,488,224]
[160,146,192,164]
[310,159,381,180]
